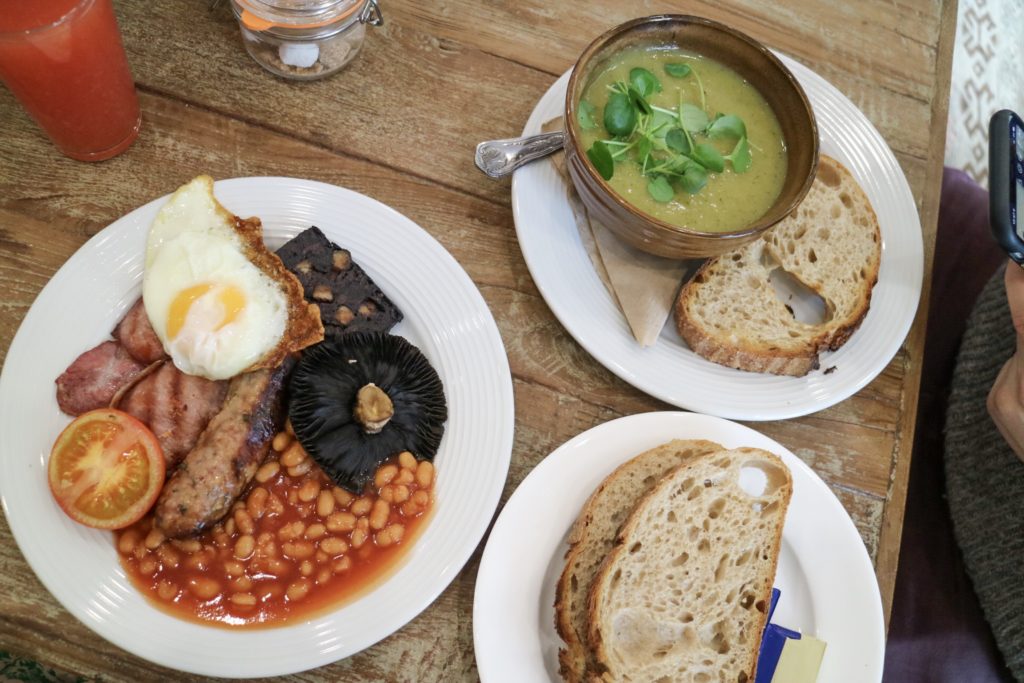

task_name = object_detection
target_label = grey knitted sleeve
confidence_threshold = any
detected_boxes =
[946,263,1024,680]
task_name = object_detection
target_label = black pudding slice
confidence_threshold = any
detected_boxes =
[288,332,447,492]
[276,226,403,338]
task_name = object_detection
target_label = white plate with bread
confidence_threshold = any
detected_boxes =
[512,58,922,420]
[473,411,884,682]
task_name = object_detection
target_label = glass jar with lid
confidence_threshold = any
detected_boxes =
[231,0,382,81]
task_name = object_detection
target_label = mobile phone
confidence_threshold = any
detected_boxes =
[990,109,1024,265]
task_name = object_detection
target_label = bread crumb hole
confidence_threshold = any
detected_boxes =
[667,510,678,523]
[711,631,730,654]
[673,551,690,566]
[689,526,699,541]
[735,550,752,566]
[767,263,829,325]
[739,461,788,498]
[628,542,642,554]
[740,593,755,609]
[755,599,767,613]
[808,248,818,263]
[840,192,853,208]
[738,466,768,497]
[698,539,710,553]
[738,673,749,683]
[696,673,711,683]
[708,498,726,519]
[687,486,703,501]
[818,227,831,239]
[714,553,730,582]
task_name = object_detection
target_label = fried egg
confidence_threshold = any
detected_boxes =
[143,176,323,380]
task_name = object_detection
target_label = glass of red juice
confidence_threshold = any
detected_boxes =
[0,0,141,161]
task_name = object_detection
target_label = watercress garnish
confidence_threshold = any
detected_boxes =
[578,100,598,130]
[584,63,753,193]
[587,140,615,180]
[707,113,746,140]
[647,175,674,202]
[636,136,653,168]
[629,67,661,98]
[726,137,751,173]
[665,127,691,154]
[691,143,725,173]
[678,163,709,194]
[679,103,708,133]
[626,84,653,117]
[664,62,692,78]
[603,91,636,137]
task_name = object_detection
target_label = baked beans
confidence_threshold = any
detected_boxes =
[116,431,436,627]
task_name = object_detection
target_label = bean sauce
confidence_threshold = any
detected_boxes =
[115,429,434,627]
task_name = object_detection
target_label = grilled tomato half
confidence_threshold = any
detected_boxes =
[48,409,165,529]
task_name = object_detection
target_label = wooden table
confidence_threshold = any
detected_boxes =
[0,0,956,679]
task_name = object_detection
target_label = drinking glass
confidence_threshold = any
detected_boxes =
[0,0,141,162]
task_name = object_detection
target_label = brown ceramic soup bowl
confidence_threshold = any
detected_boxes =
[564,15,819,259]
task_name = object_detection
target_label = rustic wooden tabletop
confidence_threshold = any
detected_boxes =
[0,0,956,679]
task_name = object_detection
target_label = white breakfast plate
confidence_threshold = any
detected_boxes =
[512,59,923,420]
[0,178,515,678]
[473,412,884,682]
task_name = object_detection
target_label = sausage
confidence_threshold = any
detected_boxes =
[153,359,293,538]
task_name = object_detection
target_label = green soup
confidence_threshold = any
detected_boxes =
[578,46,788,233]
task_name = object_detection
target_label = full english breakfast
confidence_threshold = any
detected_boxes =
[47,177,447,626]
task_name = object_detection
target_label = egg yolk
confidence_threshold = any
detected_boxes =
[167,283,246,340]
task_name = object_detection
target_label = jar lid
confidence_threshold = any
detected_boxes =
[235,0,363,31]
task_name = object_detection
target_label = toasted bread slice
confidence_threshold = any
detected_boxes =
[588,448,792,682]
[555,440,723,682]
[675,155,881,376]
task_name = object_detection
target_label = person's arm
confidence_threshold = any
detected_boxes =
[987,261,1024,460]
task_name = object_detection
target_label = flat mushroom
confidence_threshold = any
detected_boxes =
[288,332,447,492]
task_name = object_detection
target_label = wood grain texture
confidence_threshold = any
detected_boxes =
[0,0,954,678]
[872,0,960,632]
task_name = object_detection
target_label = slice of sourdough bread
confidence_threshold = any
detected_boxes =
[555,439,723,683]
[675,155,881,376]
[588,448,792,683]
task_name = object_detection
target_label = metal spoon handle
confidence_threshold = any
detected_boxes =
[475,131,565,178]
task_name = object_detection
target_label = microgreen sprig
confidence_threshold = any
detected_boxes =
[583,64,753,203]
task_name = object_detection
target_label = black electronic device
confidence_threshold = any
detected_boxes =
[990,109,1024,265]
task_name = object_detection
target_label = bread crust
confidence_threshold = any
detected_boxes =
[674,155,881,376]
[554,439,723,682]
[586,448,793,682]
[675,261,824,376]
